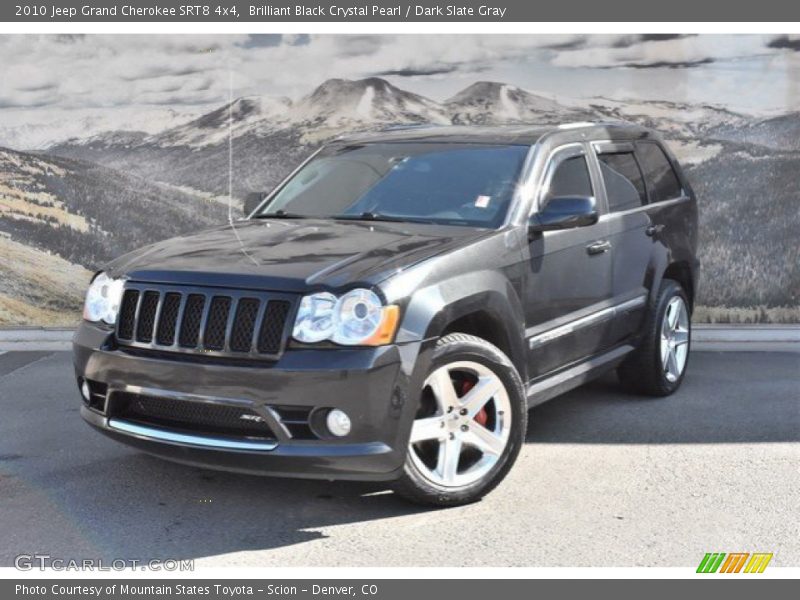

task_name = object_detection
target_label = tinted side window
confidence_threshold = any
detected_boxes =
[545,155,593,203]
[637,142,683,202]
[598,152,647,212]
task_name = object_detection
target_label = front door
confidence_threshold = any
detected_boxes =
[523,144,613,379]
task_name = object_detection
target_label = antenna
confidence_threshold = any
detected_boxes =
[225,67,258,267]
[228,69,234,226]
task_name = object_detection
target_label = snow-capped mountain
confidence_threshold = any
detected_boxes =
[152,96,293,148]
[291,77,451,129]
[585,96,750,138]
[446,81,587,125]
[47,77,591,169]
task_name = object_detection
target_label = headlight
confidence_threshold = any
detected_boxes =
[83,272,125,325]
[292,288,400,346]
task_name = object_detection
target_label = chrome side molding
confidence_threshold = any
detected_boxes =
[528,294,647,350]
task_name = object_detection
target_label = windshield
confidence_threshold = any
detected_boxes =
[253,142,530,228]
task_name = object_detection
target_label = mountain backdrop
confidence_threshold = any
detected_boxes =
[1,77,798,325]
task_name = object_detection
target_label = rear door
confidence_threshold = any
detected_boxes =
[523,143,613,378]
[593,140,687,345]
[592,142,651,345]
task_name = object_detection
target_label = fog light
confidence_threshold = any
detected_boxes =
[80,379,91,403]
[326,409,351,437]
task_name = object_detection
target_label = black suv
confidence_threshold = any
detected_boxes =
[74,123,698,506]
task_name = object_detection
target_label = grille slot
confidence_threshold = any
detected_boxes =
[230,298,260,352]
[259,300,291,354]
[110,391,275,440]
[156,293,181,346]
[117,290,139,340]
[135,291,160,343]
[179,294,206,348]
[115,284,293,360]
[204,296,232,350]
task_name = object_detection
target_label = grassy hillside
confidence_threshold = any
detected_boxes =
[0,234,90,326]
[0,147,229,325]
[685,143,799,309]
[0,147,227,270]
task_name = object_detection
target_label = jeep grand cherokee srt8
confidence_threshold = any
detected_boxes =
[74,123,698,506]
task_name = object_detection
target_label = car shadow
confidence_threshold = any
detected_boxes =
[1,445,433,565]
[527,350,799,444]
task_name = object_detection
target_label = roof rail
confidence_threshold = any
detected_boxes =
[557,121,596,130]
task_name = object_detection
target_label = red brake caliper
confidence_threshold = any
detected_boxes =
[460,380,488,426]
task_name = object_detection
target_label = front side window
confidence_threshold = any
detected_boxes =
[543,155,594,205]
[598,152,647,212]
[636,142,683,203]
[256,142,530,228]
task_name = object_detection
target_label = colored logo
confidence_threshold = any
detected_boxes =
[697,552,773,573]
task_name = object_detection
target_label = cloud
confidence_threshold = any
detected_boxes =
[0,96,59,109]
[119,65,207,81]
[613,34,694,48]
[611,58,714,69]
[332,35,388,57]
[372,64,461,77]
[767,35,800,51]
[15,81,58,92]
[241,34,283,48]
[550,35,770,69]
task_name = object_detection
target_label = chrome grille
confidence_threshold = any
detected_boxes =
[116,284,294,360]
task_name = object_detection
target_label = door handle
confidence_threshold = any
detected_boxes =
[586,240,612,255]
[646,224,665,237]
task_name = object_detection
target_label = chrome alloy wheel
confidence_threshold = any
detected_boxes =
[409,361,512,488]
[661,296,690,383]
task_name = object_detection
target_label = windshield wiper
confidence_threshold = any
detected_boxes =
[251,210,311,219]
[333,212,436,225]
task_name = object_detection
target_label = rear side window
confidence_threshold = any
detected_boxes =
[598,152,647,212]
[544,155,593,203]
[636,142,683,202]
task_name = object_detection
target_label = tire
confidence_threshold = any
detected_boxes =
[393,333,527,507]
[617,279,691,396]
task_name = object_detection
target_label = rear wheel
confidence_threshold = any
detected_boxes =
[618,279,691,396]
[393,333,527,506]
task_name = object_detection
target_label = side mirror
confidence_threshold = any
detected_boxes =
[243,192,267,216]
[529,195,598,236]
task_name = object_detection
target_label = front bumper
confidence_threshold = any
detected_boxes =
[74,322,431,481]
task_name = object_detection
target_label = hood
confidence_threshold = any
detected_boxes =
[105,218,490,292]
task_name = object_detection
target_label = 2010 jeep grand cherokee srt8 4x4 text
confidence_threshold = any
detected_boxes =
[74,123,698,506]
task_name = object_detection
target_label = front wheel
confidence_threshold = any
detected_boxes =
[618,279,691,396]
[393,333,527,506]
